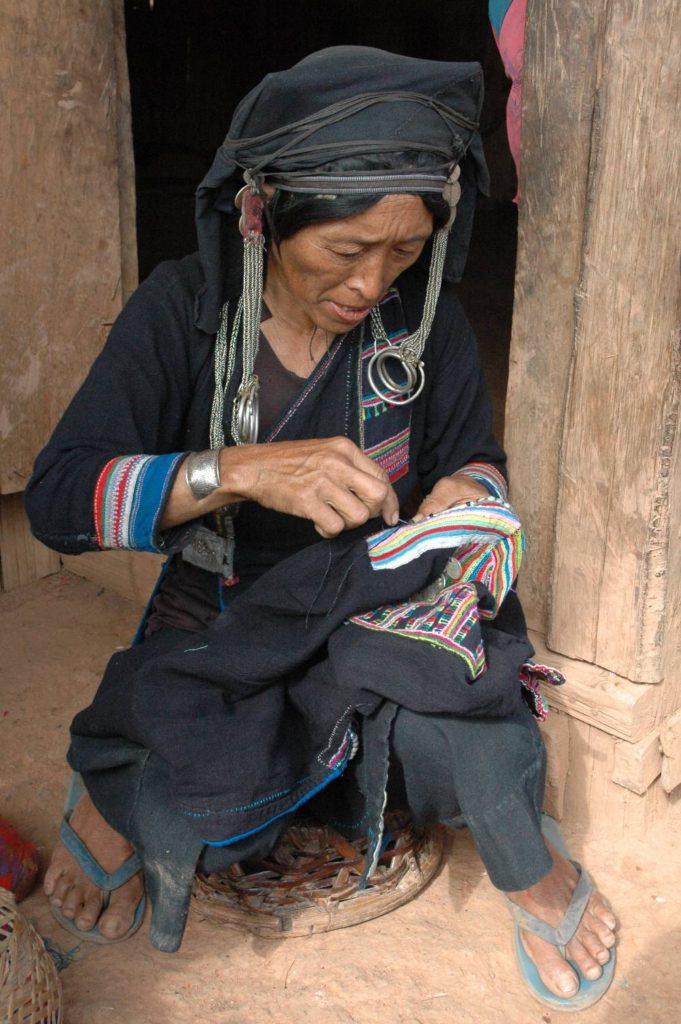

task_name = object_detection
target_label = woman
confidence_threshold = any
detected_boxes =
[26,47,616,1010]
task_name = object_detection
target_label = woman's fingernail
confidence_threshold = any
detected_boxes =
[411,513,424,523]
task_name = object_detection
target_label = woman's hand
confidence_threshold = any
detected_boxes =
[230,437,399,537]
[411,474,491,522]
[160,437,398,538]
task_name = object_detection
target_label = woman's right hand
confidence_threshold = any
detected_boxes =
[160,437,399,538]
[222,437,399,537]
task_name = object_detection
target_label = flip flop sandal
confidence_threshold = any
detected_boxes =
[49,808,146,945]
[508,814,616,1012]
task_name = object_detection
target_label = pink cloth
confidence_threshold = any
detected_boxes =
[493,0,526,203]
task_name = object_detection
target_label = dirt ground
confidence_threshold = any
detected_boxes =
[2,572,679,1024]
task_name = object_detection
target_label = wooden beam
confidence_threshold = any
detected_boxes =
[530,630,657,743]
[660,709,681,794]
[0,1,126,493]
[504,0,608,634]
[0,493,60,590]
[548,0,681,682]
[612,731,662,796]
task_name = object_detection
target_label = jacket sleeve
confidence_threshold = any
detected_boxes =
[411,282,509,498]
[25,261,206,555]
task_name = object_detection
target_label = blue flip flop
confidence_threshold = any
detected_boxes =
[508,814,616,1011]
[50,777,146,944]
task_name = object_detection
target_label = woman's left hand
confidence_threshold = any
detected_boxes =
[411,474,491,522]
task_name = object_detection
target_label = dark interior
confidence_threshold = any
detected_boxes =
[124,0,516,437]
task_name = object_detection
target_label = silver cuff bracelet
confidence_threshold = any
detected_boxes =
[185,449,221,500]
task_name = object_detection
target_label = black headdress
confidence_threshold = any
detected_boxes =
[194,47,489,443]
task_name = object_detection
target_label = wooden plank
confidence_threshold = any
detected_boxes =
[530,630,658,743]
[659,373,681,719]
[548,0,681,681]
[612,731,662,796]
[0,493,60,590]
[62,551,163,610]
[112,0,138,303]
[660,709,681,794]
[561,718,657,838]
[0,1,125,493]
[504,0,608,634]
[539,710,569,820]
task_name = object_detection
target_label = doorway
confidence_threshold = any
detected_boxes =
[124,0,516,437]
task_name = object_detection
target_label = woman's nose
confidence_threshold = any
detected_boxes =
[345,255,390,304]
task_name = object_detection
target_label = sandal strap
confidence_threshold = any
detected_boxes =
[507,860,593,949]
[60,813,142,893]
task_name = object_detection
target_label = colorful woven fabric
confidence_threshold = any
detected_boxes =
[452,460,508,500]
[93,452,184,551]
[366,498,523,610]
[351,581,485,676]
[0,818,39,902]
[519,662,566,721]
[354,499,524,679]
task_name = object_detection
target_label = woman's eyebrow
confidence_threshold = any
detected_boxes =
[323,232,431,245]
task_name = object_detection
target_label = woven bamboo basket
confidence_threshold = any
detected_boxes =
[192,812,445,937]
[0,889,62,1024]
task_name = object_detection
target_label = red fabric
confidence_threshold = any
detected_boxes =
[0,818,39,902]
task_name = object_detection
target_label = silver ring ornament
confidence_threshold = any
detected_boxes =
[367,347,426,407]
[234,378,259,445]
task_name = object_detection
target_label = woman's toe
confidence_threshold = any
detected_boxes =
[98,906,131,939]
[580,926,610,966]
[75,892,103,931]
[61,884,85,917]
[569,937,603,981]
[548,958,580,997]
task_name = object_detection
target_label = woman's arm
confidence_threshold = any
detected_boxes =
[160,435,399,538]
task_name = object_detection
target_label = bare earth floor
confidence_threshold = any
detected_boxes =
[2,572,679,1024]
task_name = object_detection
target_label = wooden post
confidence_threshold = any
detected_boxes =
[548,0,681,683]
[0,1,136,590]
[504,0,609,635]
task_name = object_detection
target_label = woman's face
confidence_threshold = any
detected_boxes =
[265,194,434,334]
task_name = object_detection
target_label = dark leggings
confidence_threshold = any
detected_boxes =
[388,706,552,891]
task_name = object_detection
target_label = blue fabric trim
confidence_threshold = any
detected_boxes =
[146,452,187,552]
[201,762,347,848]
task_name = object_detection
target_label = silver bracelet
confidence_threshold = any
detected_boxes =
[185,449,221,501]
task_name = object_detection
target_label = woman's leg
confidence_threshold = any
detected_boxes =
[390,707,617,999]
[44,628,190,940]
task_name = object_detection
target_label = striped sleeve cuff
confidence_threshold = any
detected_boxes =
[452,461,508,500]
[93,453,186,552]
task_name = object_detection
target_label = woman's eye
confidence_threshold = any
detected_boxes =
[332,249,362,259]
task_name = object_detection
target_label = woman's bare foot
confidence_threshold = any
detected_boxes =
[44,793,144,940]
[508,842,617,999]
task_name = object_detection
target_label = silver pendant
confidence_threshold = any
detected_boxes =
[367,346,426,407]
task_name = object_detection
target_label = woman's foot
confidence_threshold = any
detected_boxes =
[508,842,617,1000]
[44,793,144,940]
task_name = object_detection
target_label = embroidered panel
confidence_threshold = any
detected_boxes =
[351,581,485,677]
[366,499,523,611]
[354,500,525,679]
[94,452,184,551]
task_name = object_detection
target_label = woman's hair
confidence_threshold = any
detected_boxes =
[264,151,451,244]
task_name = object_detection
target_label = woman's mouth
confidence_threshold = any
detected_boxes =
[325,301,372,325]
